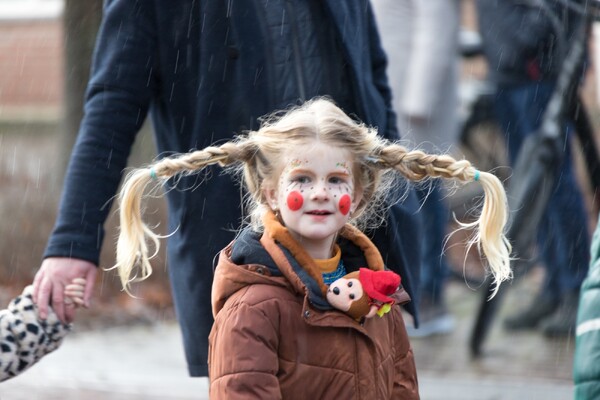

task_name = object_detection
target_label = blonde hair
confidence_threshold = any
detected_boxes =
[112,98,512,297]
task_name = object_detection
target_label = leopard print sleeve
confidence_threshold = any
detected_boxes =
[0,285,71,382]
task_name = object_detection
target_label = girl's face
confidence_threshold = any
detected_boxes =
[265,142,362,256]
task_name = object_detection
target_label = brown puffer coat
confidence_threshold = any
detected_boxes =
[209,213,419,399]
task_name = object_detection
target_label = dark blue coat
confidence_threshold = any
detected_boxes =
[476,0,583,86]
[45,0,421,376]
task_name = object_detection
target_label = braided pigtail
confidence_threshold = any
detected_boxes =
[112,139,257,293]
[376,144,512,298]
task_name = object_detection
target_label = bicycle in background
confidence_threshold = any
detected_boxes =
[463,0,600,357]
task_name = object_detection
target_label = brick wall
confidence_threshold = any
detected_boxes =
[0,19,63,113]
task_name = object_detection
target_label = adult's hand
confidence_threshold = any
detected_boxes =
[32,257,97,324]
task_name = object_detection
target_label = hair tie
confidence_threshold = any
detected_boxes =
[150,168,158,180]
[474,170,480,182]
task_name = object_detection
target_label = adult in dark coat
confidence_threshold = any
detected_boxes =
[33,0,422,376]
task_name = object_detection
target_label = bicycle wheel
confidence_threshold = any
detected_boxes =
[470,129,562,357]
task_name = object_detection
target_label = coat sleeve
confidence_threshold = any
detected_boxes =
[574,213,600,399]
[0,286,70,382]
[43,0,158,265]
[401,0,459,118]
[209,301,282,399]
[392,309,419,399]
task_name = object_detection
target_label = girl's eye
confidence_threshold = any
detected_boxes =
[328,176,345,184]
[292,176,311,184]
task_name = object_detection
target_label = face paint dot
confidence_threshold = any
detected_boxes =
[287,191,304,211]
[339,194,351,216]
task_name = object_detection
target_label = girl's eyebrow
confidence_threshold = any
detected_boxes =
[288,168,312,174]
[288,168,350,176]
[330,171,351,177]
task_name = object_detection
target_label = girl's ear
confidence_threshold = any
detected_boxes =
[351,185,364,215]
[263,184,279,210]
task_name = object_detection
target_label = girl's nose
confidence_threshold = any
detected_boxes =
[310,180,330,201]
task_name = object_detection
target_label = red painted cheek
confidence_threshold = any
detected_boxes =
[286,191,304,211]
[338,194,352,215]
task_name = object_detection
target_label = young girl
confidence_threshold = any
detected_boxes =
[113,98,511,398]
[0,278,86,382]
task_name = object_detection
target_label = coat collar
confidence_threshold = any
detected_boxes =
[260,211,386,309]
[213,210,400,319]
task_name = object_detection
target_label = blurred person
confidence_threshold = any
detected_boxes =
[371,0,461,336]
[0,278,86,382]
[32,0,424,377]
[574,213,600,400]
[476,0,590,337]
[112,98,511,398]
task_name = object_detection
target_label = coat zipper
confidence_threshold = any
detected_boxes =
[284,0,307,101]
[319,1,365,125]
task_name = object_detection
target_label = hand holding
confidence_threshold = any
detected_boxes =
[32,258,97,323]
[64,277,88,308]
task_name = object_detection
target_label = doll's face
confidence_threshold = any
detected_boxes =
[265,142,362,252]
[326,277,364,312]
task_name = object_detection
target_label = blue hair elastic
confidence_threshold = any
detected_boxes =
[365,156,380,164]
[150,168,158,180]
[474,170,480,182]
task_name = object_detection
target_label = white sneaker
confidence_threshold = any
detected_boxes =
[406,313,455,338]
[405,300,456,338]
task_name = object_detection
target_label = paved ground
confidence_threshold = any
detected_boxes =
[0,268,575,400]
[409,270,575,400]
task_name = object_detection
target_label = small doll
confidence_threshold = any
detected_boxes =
[327,268,404,321]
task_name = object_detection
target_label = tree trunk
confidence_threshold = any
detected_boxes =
[60,0,103,180]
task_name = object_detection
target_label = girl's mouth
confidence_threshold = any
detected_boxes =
[306,210,332,215]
